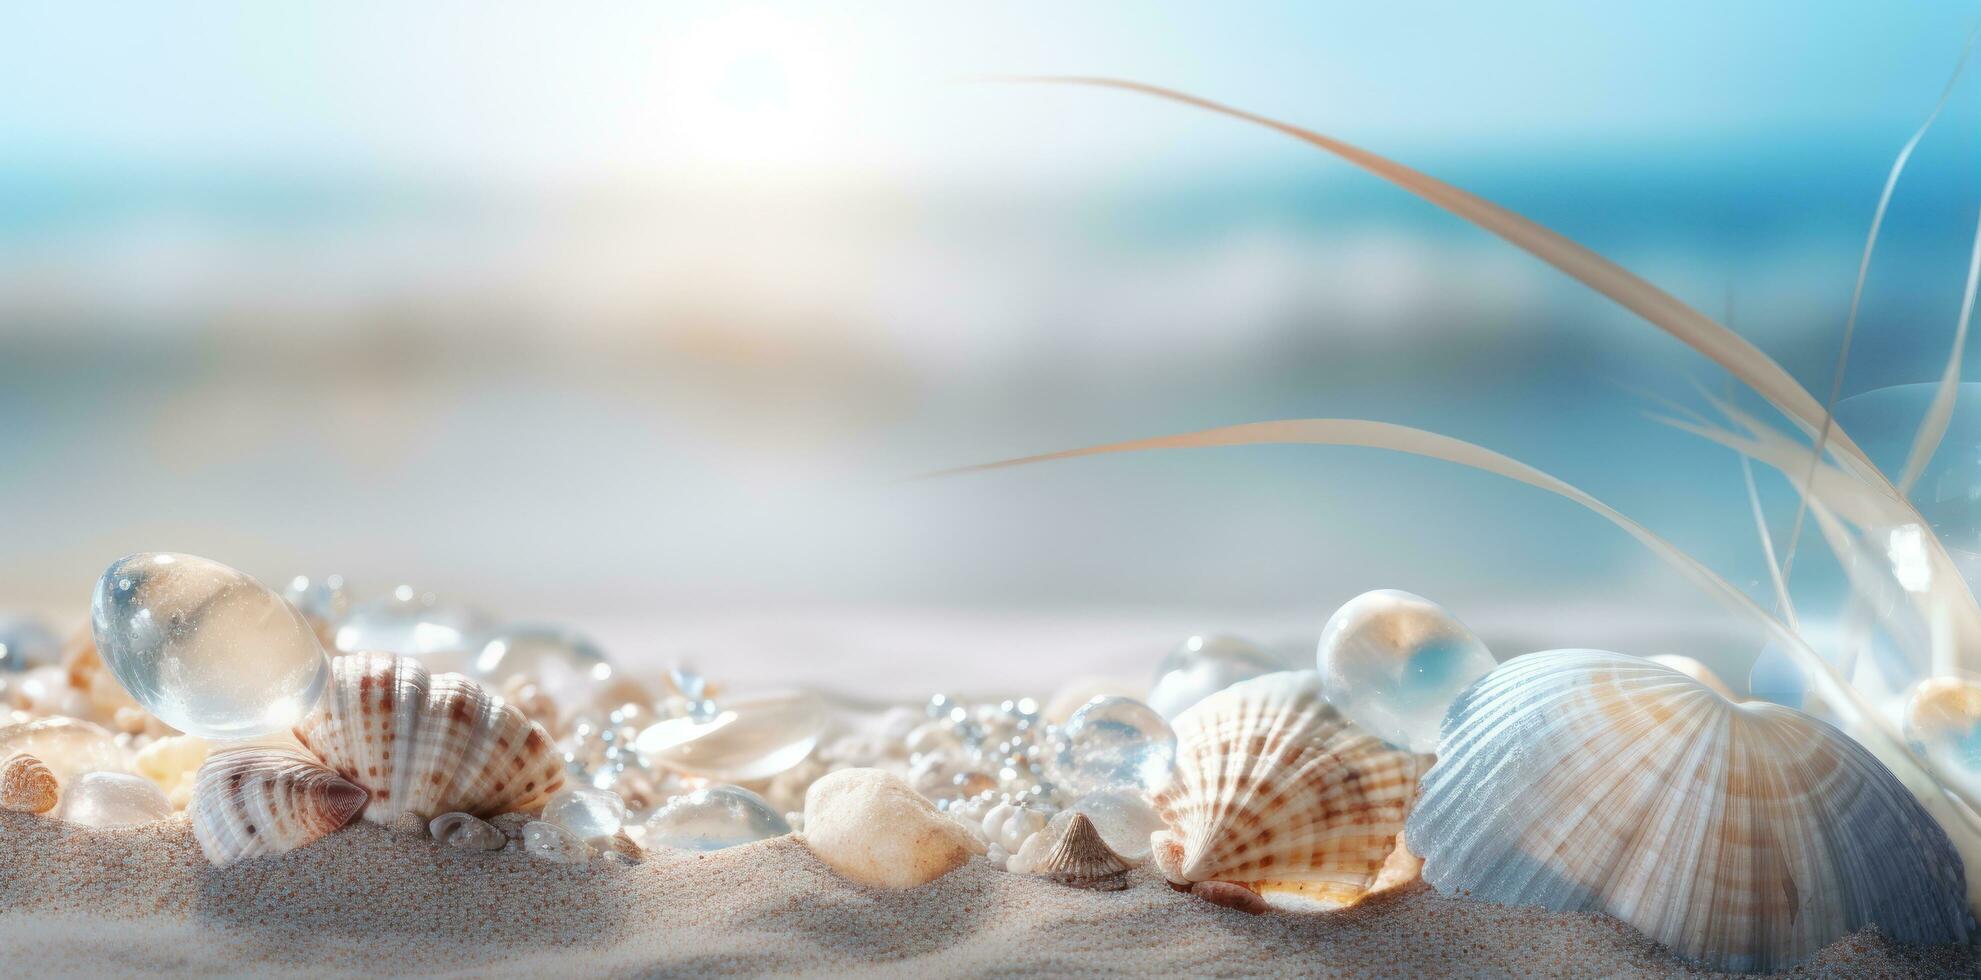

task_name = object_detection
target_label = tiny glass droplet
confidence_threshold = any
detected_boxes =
[0,616,61,673]
[90,553,330,740]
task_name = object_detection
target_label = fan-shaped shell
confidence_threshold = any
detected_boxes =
[1150,670,1431,907]
[188,744,368,865]
[1407,650,1976,973]
[1031,812,1132,890]
[293,652,565,826]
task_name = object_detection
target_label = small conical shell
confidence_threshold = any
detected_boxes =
[1407,650,1976,973]
[1,753,59,813]
[1151,671,1430,908]
[188,745,368,865]
[294,652,565,825]
[1031,812,1131,890]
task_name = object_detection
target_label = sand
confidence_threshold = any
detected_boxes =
[0,812,1973,978]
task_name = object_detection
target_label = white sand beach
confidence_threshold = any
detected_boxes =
[1,812,1973,978]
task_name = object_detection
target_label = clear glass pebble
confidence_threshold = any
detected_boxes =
[0,717,130,783]
[56,770,172,827]
[642,785,790,851]
[0,616,61,673]
[542,786,627,841]
[635,691,824,782]
[1065,788,1166,862]
[469,626,614,715]
[1317,589,1496,752]
[522,819,591,863]
[1053,696,1175,796]
[1146,633,1280,719]
[333,585,489,667]
[90,553,331,739]
[1903,676,1981,805]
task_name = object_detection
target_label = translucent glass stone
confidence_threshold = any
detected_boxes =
[333,585,489,667]
[1903,676,1981,805]
[1065,788,1166,862]
[522,819,590,863]
[1317,589,1495,753]
[90,553,331,739]
[1146,633,1280,720]
[541,786,627,841]
[1053,696,1176,796]
[642,785,790,851]
[635,691,825,782]
[469,626,614,714]
[0,616,61,673]
[0,717,129,783]
[56,770,172,827]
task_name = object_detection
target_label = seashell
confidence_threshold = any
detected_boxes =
[1150,671,1430,908]
[1646,653,1738,700]
[1,753,59,813]
[134,734,209,810]
[429,811,506,851]
[1189,880,1271,915]
[1029,812,1131,890]
[982,801,1049,855]
[188,745,368,865]
[1407,650,1976,973]
[293,652,565,826]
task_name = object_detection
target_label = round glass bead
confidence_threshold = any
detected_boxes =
[1146,633,1280,720]
[1317,589,1495,753]
[1053,696,1175,796]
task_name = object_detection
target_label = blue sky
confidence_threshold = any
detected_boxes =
[2,2,1977,187]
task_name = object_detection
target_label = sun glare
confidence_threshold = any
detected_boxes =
[661,10,851,179]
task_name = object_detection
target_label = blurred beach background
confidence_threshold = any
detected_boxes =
[3,1,1979,696]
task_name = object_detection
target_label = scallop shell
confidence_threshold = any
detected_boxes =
[1,753,59,813]
[1030,812,1131,890]
[1406,650,1976,973]
[294,652,565,825]
[188,745,368,865]
[1150,670,1430,908]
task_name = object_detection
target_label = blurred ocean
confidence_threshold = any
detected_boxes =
[3,2,1978,694]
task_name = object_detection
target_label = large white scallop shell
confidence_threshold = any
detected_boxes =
[188,744,368,865]
[293,652,565,826]
[1150,670,1431,907]
[1407,649,1975,973]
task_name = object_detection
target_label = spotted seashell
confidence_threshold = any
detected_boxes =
[1151,670,1430,908]
[1407,650,1976,973]
[188,744,368,865]
[294,652,565,826]
[1029,812,1131,890]
[1,753,59,813]
[429,811,505,851]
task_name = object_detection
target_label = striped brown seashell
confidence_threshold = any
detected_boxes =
[1151,670,1431,909]
[1029,812,1132,890]
[294,652,565,826]
[188,744,368,865]
[1,753,59,813]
